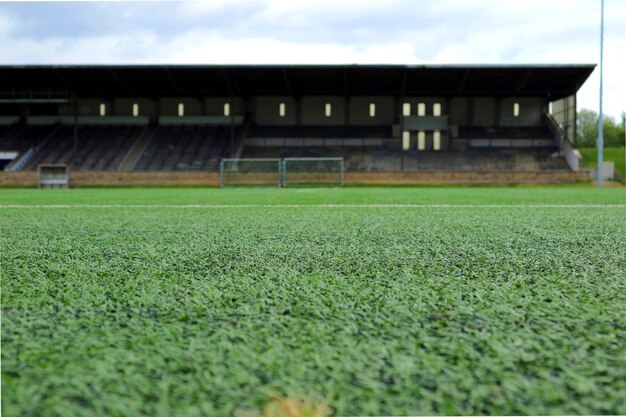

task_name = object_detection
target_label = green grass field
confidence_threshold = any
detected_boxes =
[1,187,625,416]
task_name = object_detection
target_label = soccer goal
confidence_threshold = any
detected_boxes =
[282,157,344,187]
[38,164,69,188]
[220,158,282,187]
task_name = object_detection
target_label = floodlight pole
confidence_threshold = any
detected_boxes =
[597,0,605,188]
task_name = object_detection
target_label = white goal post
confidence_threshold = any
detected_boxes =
[220,158,282,187]
[220,157,345,187]
[282,157,344,187]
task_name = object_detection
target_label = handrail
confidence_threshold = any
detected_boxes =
[0,90,70,103]
[232,112,253,159]
[6,124,62,171]
[543,112,573,149]
[116,125,158,172]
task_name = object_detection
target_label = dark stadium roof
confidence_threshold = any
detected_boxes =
[0,64,594,99]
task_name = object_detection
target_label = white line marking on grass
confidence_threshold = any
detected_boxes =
[0,204,625,209]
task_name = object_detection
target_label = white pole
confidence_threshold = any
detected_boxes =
[597,0,605,187]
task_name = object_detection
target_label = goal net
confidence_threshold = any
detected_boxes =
[220,158,281,187]
[282,157,344,187]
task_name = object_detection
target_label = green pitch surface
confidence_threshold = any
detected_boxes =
[1,187,625,416]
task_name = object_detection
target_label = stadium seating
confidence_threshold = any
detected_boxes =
[248,125,391,139]
[0,125,58,152]
[132,125,233,171]
[457,125,553,140]
[0,125,19,150]
[245,125,392,148]
[22,125,142,171]
[243,146,569,172]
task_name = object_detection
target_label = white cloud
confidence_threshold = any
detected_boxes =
[0,0,623,117]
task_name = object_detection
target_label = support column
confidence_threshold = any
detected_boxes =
[572,94,577,147]
[73,96,78,168]
[343,96,349,143]
[229,94,235,156]
[494,98,501,127]
[152,98,159,125]
[446,97,452,149]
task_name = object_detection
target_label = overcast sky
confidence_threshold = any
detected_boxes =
[0,0,623,117]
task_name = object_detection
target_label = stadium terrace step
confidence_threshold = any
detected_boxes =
[241,148,570,172]
[132,125,233,172]
[21,125,142,171]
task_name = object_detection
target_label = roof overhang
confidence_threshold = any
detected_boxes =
[0,64,595,100]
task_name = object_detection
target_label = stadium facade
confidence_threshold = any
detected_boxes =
[0,64,594,185]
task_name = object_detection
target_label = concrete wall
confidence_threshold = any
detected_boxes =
[254,96,297,125]
[160,98,202,116]
[18,94,548,128]
[205,97,245,116]
[449,97,469,125]
[59,98,171,118]
[349,96,395,125]
[401,97,447,116]
[499,97,543,126]
[301,96,345,125]
[113,98,157,118]
[449,96,545,127]
[59,98,157,119]
[59,99,114,116]
[473,97,496,126]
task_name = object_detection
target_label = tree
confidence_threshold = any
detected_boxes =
[577,109,598,147]
[577,109,626,148]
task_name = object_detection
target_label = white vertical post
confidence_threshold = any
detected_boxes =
[281,159,286,187]
[340,159,345,187]
[597,0,605,187]
[219,160,224,188]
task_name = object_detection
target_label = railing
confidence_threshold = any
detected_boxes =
[6,147,34,172]
[544,112,580,171]
[543,112,568,150]
[0,90,70,103]
[232,113,253,159]
[6,124,62,171]
[246,137,388,147]
[126,125,158,172]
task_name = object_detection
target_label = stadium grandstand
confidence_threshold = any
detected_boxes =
[0,64,594,185]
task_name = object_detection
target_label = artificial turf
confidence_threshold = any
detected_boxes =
[1,187,625,416]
